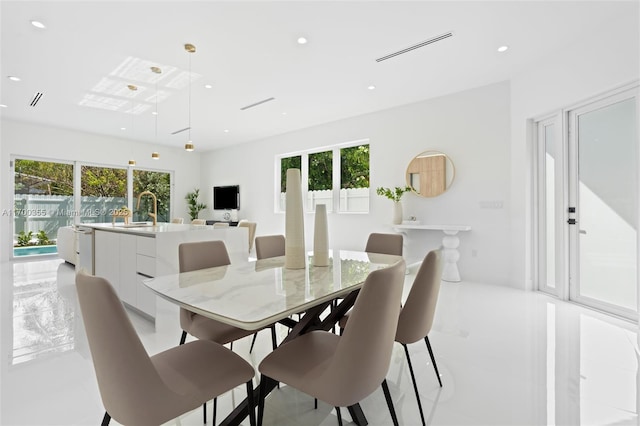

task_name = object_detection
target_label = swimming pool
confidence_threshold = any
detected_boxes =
[13,245,58,257]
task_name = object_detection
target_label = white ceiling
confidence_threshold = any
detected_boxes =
[1,1,636,152]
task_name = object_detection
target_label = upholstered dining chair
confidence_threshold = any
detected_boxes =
[255,235,285,260]
[213,222,230,228]
[191,219,206,225]
[171,217,184,224]
[365,232,403,256]
[237,220,257,252]
[178,240,277,423]
[257,260,407,426]
[340,249,443,426]
[75,272,257,426]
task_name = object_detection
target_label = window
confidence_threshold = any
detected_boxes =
[133,169,171,222]
[80,165,127,223]
[278,140,369,213]
[13,159,74,256]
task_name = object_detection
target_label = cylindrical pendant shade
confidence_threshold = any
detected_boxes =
[285,168,306,269]
[313,204,329,266]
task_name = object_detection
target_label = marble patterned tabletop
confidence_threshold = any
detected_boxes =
[144,250,403,331]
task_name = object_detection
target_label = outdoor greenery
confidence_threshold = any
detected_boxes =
[36,230,52,245]
[15,159,73,195]
[376,186,412,202]
[134,170,171,222]
[16,231,33,246]
[185,189,207,221]
[280,144,370,191]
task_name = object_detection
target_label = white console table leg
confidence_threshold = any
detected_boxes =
[441,230,462,282]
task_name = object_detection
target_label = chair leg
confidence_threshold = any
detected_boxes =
[403,344,426,426]
[314,398,318,409]
[213,397,217,426]
[203,402,206,424]
[335,406,343,426]
[179,330,187,345]
[258,374,268,426]
[381,379,399,426]
[270,324,278,350]
[246,380,257,426]
[230,341,233,351]
[424,336,442,387]
[101,412,111,426]
[249,333,258,353]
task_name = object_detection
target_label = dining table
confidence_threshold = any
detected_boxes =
[144,249,403,426]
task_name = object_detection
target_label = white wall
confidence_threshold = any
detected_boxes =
[509,12,639,291]
[0,120,201,262]
[201,81,513,285]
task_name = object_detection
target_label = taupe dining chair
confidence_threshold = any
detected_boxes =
[365,232,403,256]
[213,222,230,228]
[255,234,285,260]
[191,219,206,225]
[237,220,257,252]
[340,249,443,426]
[171,217,184,224]
[257,260,407,426]
[178,240,277,423]
[75,272,257,426]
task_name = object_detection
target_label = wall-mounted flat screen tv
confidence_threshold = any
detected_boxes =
[213,185,239,210]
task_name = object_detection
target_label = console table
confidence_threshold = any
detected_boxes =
[392,224,471,282]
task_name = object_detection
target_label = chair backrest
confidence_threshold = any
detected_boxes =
[75,273,170,424]
[178,240,231,273]
[322,259,406,406]
[178,240,231,329]
[396,249,443,344]
[213,222,229,228]
[237,220,257,252]
[171,217,184,224]
[191,219,206,225]
[255,235,285,260]
[365,233,403,256]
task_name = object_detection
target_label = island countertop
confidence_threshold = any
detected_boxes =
[79,222,217,237]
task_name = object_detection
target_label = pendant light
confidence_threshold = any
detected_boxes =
[151,66,162,160]
[127,84,137,166]
[184,43,196,151]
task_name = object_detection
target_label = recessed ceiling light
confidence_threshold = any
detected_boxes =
[30,20,46,29]
[497,45,509,53]
[297,37,308,45]
[151,111,158,116]
[0,104,7,108]
[8,76,21,82]
[367,85,376,90]
[282,112,287,116]
[224,129,230,133]
[120,127,126,131]
[204,84,213,89]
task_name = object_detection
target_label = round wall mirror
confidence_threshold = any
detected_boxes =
[406,151,455,197]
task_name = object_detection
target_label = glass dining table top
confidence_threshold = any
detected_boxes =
[144,250,403,331]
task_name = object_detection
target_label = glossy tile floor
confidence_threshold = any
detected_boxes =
[0,257,638,425]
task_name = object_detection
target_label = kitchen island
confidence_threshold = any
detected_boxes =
[79,222,248,321]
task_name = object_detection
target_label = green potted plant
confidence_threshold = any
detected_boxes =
[185,189,207,221]
[376,186,412,224]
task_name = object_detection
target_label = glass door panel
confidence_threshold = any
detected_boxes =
[571,94,638,318]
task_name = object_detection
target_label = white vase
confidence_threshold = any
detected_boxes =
[313,204,329,267]
[392,201,403,225]
[285,169,306,269]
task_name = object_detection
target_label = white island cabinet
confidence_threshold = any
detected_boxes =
[85,223,248,321]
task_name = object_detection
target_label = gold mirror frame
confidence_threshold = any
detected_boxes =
[405,150,455,197]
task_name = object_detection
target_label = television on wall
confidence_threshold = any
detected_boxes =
[213,185,239,210]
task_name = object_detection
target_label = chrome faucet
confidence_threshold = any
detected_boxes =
[136,191,157,225]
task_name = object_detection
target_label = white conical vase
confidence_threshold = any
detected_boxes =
[313,204,329,267]
[285,168,306,269]
[392,201,403,225]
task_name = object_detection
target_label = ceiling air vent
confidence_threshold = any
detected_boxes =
[171,127,190,135]
[240,97,275,111]
[375,32,453,62]
[29,92,43,107]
